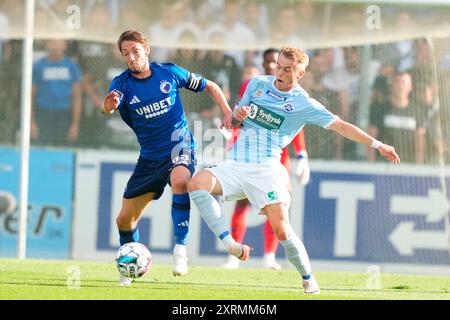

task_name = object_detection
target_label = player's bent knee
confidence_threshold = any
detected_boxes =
[187,175,210,192]
[116,215,127,229]
[188,170,217,192]
[276,231,289,241]
[187,177,201,192]
[116,213,136,230]
[171,176,189,193]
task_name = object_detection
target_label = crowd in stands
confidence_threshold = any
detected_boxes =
[0,0,449,164]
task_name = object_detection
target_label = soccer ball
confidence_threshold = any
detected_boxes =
[115,242,152,278]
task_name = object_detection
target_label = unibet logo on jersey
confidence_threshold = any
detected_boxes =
[248,103,285,130]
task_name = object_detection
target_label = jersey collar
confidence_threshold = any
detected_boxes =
[271,79,300,95]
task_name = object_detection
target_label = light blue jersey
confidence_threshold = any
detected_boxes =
[229,75,338,163]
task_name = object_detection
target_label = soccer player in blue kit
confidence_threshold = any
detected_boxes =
[188,47,400,294]
[101,30,233,285]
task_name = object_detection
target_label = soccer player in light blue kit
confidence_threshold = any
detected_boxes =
[102,30,233,285]
[188,47,400,294]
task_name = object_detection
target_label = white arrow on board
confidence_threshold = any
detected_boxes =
[388,222,449,256]
[390,189,450,223]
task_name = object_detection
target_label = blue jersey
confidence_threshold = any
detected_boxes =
[109,62,207,160]
[229,75,338,163]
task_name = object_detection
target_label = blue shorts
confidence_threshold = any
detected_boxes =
[123,152,196,200]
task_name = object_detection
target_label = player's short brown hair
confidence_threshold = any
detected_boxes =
[117,30,150,53]
[280,47,309,70]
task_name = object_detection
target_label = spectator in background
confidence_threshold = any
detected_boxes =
[242,0,269,69]
[148,0,197,62]
[321,46,381,160]
[308,49,333,81]
[295,1,323,44]
[0,1,16,144]
[77,42,129,149]
[370,62,396,105]
[239,64,260,90]
[409,39,434,89]
[34,0,76,31]
[82,1,116,36]
[34,8,52,33]
[299,53,340,160]
[0,39,21,145]
[270,4,303,48]
[368,71,423,163]
[204,0,257,68]
[412,81,440,164]
[438,41,450,163]
[31,39,82,146]
[171,28,209,126]
[329,4,367,40]
[244,0,269,40]
[194,0,217,31]
[117,0,147,32]
[394,11,417,72]
[305,49,344,159]
[202,30,241,123]
[408,39,439,164]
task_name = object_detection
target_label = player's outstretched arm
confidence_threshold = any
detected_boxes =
[205,80,233,129]
[329,118,400,164]
[101,91,121,115]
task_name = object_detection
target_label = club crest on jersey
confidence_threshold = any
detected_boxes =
[111,89,123,100]
[255,90,263,97]
[284,103,294,112]
[160,81,172,94]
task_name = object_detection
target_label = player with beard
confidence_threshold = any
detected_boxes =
[102,30,233,285]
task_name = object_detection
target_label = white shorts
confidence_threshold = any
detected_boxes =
[205,159,290,210]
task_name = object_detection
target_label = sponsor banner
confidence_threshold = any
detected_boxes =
[72,151,303,265]
[305,161,450,265]
[73,151,450,271]
[0,147,74,259]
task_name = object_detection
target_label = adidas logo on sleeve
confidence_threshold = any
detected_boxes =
[129,95,141,105]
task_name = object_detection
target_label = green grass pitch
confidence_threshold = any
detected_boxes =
[0,258,449,300]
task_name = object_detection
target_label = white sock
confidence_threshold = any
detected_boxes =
[264,252,276,260]
[190,189,229,239]
[279,233,312,277]
[173,244,187,256]
[222,234,236,251]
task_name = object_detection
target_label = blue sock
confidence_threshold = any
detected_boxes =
[190,190,228,239]
[119,228,139,246]
[172,193,190,245]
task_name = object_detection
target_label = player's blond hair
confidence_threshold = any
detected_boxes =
[280,47,309,70]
